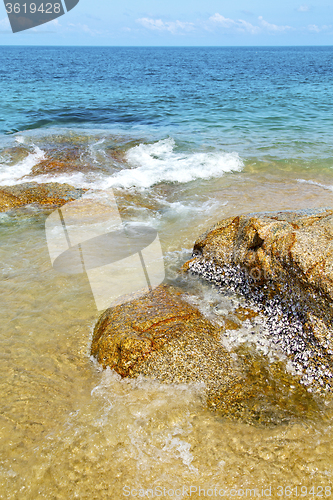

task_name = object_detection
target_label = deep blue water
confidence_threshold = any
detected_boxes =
[1,46,333,159]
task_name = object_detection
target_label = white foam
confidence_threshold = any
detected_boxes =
[17,138,243,190]
[184,287,287,364]
[163,436,197,472]
[88,138,106,165]
[161,198,225,217]
[106,138,244,188]
[31,171,93,188]
[297,178,333,192]
[0,146,45,186]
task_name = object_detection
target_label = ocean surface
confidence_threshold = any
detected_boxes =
[1,46,333,498]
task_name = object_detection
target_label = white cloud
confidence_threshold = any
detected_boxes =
[209,13,290,34]
[308,24,320,32]
[298,5,310,12]
[137,18,164,30]
[237,19,261,35]
[209,13,260,34]
[0,17,10,29]
[209,13,237,29]
[258,16,292,32]
[307,24,330,32]
[50,19,61,26]
[133,13,331,38]
[136,18,194,34]
[67,23,103,36]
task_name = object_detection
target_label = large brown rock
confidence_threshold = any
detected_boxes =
[184,208,333,393]
[0,182,86,212]
[91,285,233,381]
[91,285,320,424]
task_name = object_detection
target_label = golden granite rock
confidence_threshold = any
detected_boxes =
[185,208,333,393]
[0,182,86,212]
[91,284,320,424]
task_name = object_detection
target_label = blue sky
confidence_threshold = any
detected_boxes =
[0,0,333,45]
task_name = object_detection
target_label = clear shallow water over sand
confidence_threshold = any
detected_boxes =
[1,47,333,497]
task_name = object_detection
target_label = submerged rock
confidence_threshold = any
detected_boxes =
[91,284,321,424]
[0,182,86,212]
[184,208,333,393]
[30,135,131,176]
[91,285,234,381]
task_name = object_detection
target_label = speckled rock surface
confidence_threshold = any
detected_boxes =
[91,285,320,424]
[184,208,333,393]
[91,285,234,380]
[0,182,86,212]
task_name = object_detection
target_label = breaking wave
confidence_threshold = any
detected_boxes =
[0,146,45,186]
[107,138,244,189]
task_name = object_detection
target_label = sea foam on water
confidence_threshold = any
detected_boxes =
[0,146,45,186]
[109,138,244,189]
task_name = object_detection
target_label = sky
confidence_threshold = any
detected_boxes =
[0,0,333,45]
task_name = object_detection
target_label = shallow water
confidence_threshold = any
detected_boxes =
[1,45,333,498]
[1,130,333,499]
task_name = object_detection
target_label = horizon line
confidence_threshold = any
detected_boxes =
[1,44,333,48]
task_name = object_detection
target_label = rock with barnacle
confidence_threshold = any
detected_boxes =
[184,208,333,393]
[91,284,321,424]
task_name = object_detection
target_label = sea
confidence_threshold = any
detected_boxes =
[1,46,333,498]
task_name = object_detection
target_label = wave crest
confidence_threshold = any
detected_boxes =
[107,138,244,188]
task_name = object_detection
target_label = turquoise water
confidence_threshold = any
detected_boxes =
[1,46,333,160]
